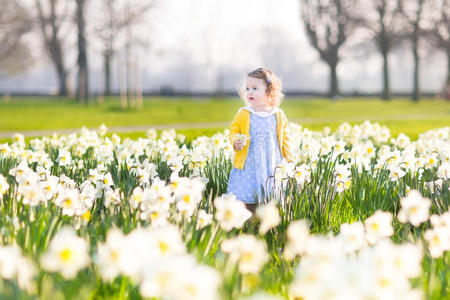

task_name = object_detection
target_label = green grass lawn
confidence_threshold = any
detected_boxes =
[0,96,449,142]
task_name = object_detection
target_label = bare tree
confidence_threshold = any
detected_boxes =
[424,0,450,92]
[90,0,153,96]
[96,0,118,96]
[0,0,33,77]
[35,0,72,96]
[399,0,431,101]
[75,0,88,103]
[361,0,404,100]
[300,0,362,97]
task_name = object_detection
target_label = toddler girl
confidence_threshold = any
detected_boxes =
[227,67,292,212]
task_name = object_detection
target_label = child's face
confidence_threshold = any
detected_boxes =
[245,76,270,109]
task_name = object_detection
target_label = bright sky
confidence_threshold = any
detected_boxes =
[138,0,446,93]
[0,0,447,94]
[137,0,318,92]
[150,0,309,64]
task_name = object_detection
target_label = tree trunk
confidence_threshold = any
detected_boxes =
[381,49,391,100]
[36,0,68,96]
[50,0,67,97]
[328,61,339,98]
[56,62,68,96]
[119,56,127,109]
[76,0,89,103]
[444,49,450,100]
[447,49,450,86]
[104,50,112,96]
[412,39,420,101]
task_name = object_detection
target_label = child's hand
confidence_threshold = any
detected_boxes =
[234,140,244,151]
[233,134,249,151]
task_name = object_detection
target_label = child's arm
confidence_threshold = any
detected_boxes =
[282,114,293,162]
[229,111,242,150]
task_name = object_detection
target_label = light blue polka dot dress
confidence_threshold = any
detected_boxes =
[227,110,282,204]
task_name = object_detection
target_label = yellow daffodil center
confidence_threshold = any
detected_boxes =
[135,195,142,203]
[159,241,169,254]
[225,209,233,220]
[432,235,440,245]
[306,272,318,283]
[82,211,91,222]
[157,273,170,288]
[371,223,379,232]
[394,257,403,268]
[63,198,72,208]
[379,277,390,288]
[186,284,198,295]
[241,252,253,263]
[110,250,119,262]
[60,248,72,262]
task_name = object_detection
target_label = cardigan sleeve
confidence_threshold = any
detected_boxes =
[281,112,293,162]
[228,110,243,147]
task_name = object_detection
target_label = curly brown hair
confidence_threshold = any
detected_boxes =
[238,67,285,107]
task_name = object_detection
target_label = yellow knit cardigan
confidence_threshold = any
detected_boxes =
[228,108,292,169]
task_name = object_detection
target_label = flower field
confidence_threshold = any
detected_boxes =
[0,121,448,300]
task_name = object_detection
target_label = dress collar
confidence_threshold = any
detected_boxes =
[242,106,280,117]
